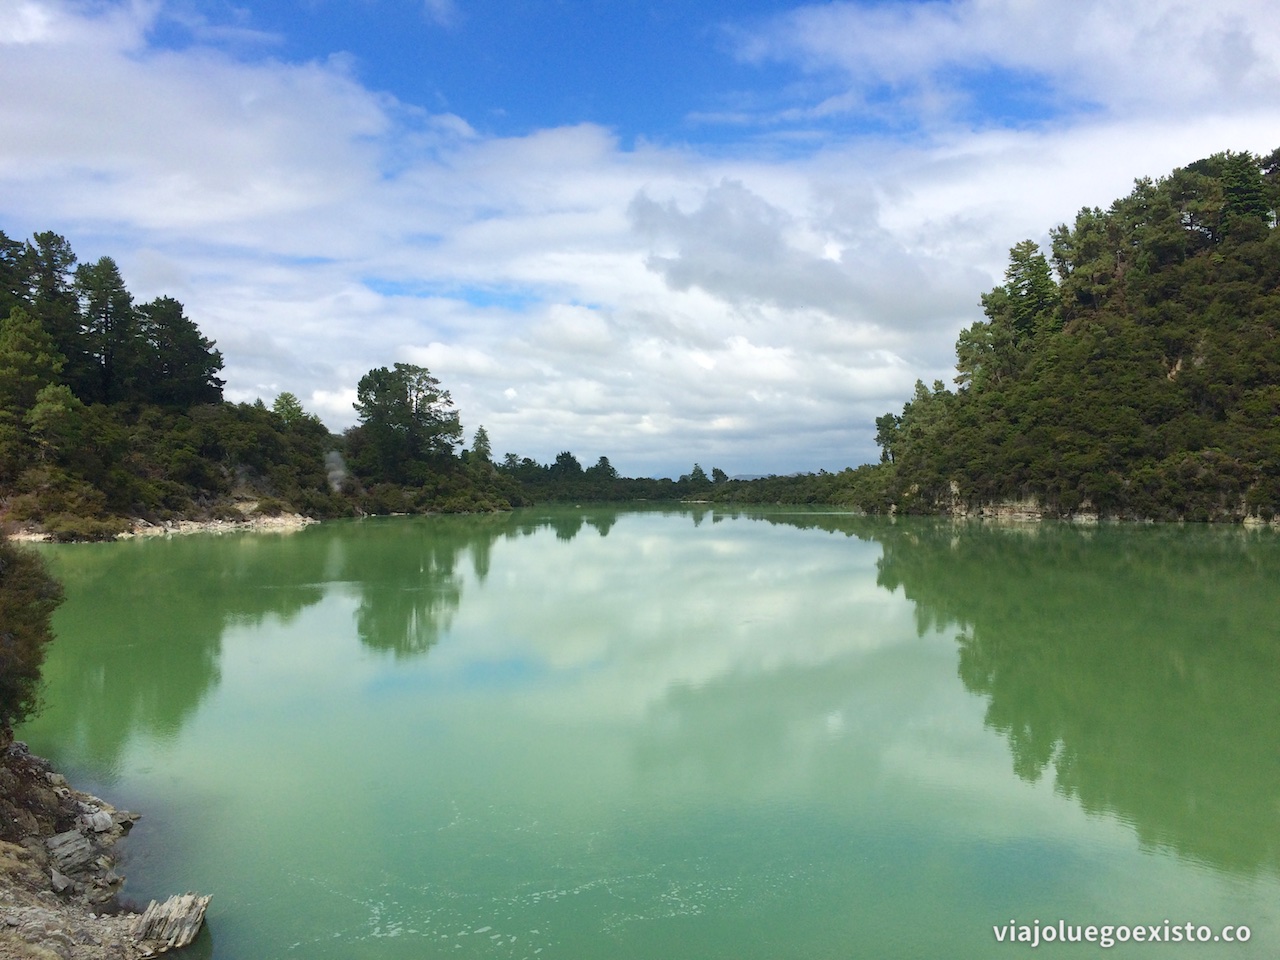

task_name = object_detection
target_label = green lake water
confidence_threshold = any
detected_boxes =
[17,508,1280,958]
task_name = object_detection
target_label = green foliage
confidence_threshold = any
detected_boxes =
[680,463,711,487]
[877,147,1280,520]
[136,296,225,406]
[0,231,26,320]
[1002,239,1059,337]
[0,538,63,739]
[587,456,618,482]
[75,256,139,403]
[0,307,67,478]
[707,463,894,511]
[352,363,462,483]
[471,425,492,462]
[24,232,89,397]
[271,392,308,427]
[551,451,583,477]
[25,383,86,464]
[0,306,65,413]
[873,413,901,463]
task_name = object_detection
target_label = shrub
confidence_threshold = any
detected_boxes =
[42,514,129,542]
[252,497,288,517]
[0,538,63,741]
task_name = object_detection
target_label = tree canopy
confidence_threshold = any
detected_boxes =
[870,147,1280,520]
[351,363,463,484]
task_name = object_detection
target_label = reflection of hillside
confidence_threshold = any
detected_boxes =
[342,509,628,658]
[858,519,1280,877]
[26,532,331,772]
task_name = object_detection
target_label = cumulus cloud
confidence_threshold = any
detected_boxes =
[629,177,984,336]
[735,0,1280,122]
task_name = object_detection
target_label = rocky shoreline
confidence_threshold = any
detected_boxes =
[8,510,317,543]
[0,742,208,959]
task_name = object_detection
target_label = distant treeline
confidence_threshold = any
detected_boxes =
[3,145,1279,535]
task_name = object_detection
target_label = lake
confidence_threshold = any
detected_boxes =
[19,508,1280,958]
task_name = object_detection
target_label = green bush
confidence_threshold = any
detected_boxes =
[42,514,129,542]
[252,497,288,517]
[0,538,63,740]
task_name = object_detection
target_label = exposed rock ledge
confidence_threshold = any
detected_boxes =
[0,742,209,959]
[120,512,316,539]
[9,511,317,543]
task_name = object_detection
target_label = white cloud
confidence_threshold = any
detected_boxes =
[0,0,56,44]
[1,0,1277,476]
[422,0,457,29]
[311,387,358,424]
[737,0,1280,120]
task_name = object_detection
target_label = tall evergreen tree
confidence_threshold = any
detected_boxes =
[0,231,26,319]
[353,363,462,482]
[272,391,307,427]
[1002,240,1059,338]
[471,425,492,462]
[136,296,224,406]
[1220,150,1270,235]
[25,232,90,398]
[0,307,66,476]
[0,307,65,415]
[75,256,138,403]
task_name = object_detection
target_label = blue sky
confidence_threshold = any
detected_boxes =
[145,0,1076,143]
[149,1,835,141]
[2,0,1278,476]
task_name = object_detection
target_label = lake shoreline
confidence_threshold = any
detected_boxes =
[0,741,208,958]
[7,499,1278,545]
[7,511,318,543]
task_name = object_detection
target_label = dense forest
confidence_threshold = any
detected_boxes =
[1,146,1278,536]
[0,231,537,536]
[862,147,1280,521]
[708,147,1280,520]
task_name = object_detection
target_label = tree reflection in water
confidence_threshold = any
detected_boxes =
[763,513,1280,877]
[26,531,329,772]
[40,508,1275,883]
[27,510,631,771]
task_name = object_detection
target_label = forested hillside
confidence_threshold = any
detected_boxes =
[856,147,1280,520]
[0,233,521,536]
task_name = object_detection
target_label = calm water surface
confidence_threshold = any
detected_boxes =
[19,508,1280,958]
